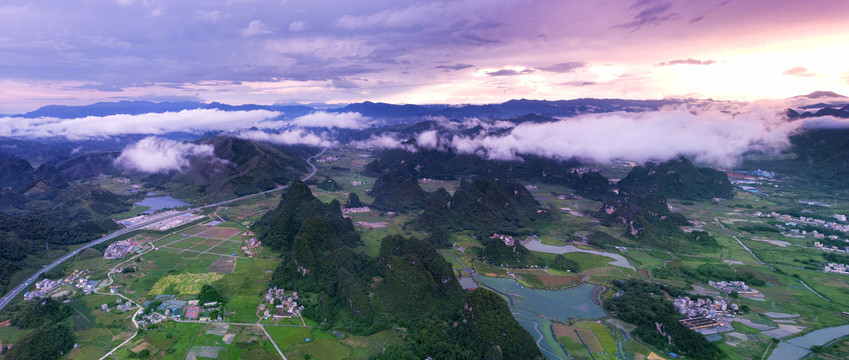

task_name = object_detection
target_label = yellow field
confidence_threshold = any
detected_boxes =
[149,272,224,295]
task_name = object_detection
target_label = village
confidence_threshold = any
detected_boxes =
[824,263,849,275]
[24,269,102,301]
[754,211,849,237]
[674,296,738,334]
[708,280,763,298]
[103,239,144,259]
[673,281,759,335]
[258,287,303,321]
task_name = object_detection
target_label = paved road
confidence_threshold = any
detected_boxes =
[0,148,326,312]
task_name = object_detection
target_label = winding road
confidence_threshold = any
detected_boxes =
[0,148,326,313]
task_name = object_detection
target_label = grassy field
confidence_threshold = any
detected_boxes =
[112,205,151,220]
[265,327,313,351]
[286,338,351,360]
[341,330,405,360]
[216,257,278,323]
[0,325,26,343]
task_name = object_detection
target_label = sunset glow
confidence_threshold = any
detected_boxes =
[0,0,847,112]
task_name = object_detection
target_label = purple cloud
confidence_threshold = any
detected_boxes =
[617,1,679,30]
[434,64,474,71]
[782,66,817,77]
[0,0,848,112]
[658,58,716,66]
[487,69,535,76]
[538,62,586,73]
[242,20,275,36]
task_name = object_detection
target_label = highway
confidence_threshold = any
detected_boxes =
[0,148,325,312]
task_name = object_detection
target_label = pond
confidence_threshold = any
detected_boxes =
[768,324,849,360]
[477,276,606,360]
[135,195,190,214]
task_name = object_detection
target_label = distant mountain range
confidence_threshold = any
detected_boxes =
[6,91,847,121]
[11,98,686,123]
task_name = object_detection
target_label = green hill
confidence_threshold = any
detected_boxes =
[255,183,540,356]
[317,176,342,191]
[482,237,538,268]
[450,179,548,236]
[368,172,427,212]
[617,157,733,200]
[598,190,690,248]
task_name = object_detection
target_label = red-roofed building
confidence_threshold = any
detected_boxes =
[185,305,201,320]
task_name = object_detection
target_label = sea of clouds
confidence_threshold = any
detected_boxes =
[4,101,849,173]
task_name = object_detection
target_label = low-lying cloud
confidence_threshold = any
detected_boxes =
[798,116,849,130]
[447,106,801,167]
[115,136,216,173]
[290,111,370,129]
[351,134,414,151]
[236,129,335,148]
[0,109,283,140]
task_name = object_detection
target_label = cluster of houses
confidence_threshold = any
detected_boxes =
[674,297,739,318]
[674,296,739,333]
[341,206,371,214]
[243,235,262,257]
[490,233,516,246]
[103,239,143,259]
[814,241,849,253]
[824,263,849,275]
[24,269,101,300]
[137,312,167,328]
[315,156,341,163]
[259,287,303,320]
[101,298,134,313]
[708,280,762,298]
[756,211,849,236]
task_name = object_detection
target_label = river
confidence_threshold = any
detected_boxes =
[522,239,635,270]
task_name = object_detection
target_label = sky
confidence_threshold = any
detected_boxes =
[0,0,848,113]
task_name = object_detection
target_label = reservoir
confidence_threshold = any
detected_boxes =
[135,195,190,214]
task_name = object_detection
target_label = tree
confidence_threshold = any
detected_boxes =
[198,284,226,305]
